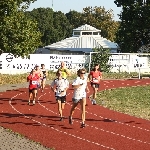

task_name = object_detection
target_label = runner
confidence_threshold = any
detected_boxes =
[27,69,40,105]
[57,61,70,79]
[40,64,48,93]
[69,68,89,128]
[35,65,43,88]
[88,64,102,105]
[50,70,69,121]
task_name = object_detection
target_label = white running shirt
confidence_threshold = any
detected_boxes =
[51,78,69,97]
[72,77,87,99]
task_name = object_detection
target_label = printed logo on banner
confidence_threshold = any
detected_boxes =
[6,53,14,62]
[50,55,72,60]
[6,63,37,70]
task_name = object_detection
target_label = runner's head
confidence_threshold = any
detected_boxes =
[41,64,45,68]
[60,61,65,68]
[31,69,36,75]
[77,68,86,77]
[93,64,99,71]
[56,70,62,77]
[35,65,40,70]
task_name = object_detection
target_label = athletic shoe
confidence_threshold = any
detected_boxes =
[81,122,85,128]
[33,100,35,105]
[69,116,73,124]
[92,99,96,105]
[60,117,63,121]
[28,102,30,105]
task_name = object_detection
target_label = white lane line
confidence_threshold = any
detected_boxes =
[84,83,150,133]
[39,92,150,146]
[9,92,115,150]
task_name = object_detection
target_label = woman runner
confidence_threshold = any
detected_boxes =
[69,68,89,128]
[50,70,69,121]
[40,64,48,92]
[88,64,102,105]
[27,69,40,105]
[35,65,43,88]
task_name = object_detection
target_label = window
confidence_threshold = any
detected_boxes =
[74,32,80,35]
[93,32,99,35]
[82,32,92,35]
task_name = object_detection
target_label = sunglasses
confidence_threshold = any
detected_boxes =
[81,72,85,74]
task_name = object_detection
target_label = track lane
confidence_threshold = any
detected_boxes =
[0,79,150,150]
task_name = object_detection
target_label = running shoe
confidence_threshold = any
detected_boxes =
[33,100,35,105]
[60,117,63,121]
[81,122,85,128]
[69,116,73,124]
[92,99,96,105]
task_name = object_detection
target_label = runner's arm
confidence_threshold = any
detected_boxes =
[86,85,90,93]
[99,72,102,80]
[46,70,48,77]
[65,68,71,76]
[50,80,56,92]
[27,74,31,82]
[88,72,92,82]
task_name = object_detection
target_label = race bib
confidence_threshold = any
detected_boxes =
[32,81,37,85]
[93,78,99,83]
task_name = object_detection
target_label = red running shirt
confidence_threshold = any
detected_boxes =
[27,74,39,89]
[90,71,102,83]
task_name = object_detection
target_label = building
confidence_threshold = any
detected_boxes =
[36,24,119,54]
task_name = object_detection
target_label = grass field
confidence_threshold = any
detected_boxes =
[97,85,150,120]
[0,72,139,85]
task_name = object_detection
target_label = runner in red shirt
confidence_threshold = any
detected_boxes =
[88,64,102,105]
[34,65,43,88]
[27,68,40,105]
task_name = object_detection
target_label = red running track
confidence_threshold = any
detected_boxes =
[0,79,150,150]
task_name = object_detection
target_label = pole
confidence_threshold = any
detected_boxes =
[138,54,141,79]
[88,52,91,73]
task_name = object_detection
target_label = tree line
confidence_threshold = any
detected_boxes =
[0,0,119,57]
[0,0,149,57]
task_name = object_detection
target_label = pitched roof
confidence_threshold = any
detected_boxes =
[73,24,100,31]
[45,36,118,49]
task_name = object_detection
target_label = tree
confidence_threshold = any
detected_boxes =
[65,10,83,29]
[114,0,150,52]
[26,8,72,46]
[0,0,41,57]
[91,48,111,72]
[66,7,120,42]
[53,11,72,42]
[25,7,54,46]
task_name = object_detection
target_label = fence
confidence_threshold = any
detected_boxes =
[0,53,150,74]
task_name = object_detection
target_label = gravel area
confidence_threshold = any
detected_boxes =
[0,127,51,150]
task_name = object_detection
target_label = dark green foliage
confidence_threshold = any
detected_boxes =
[91,48,111,72]
[114,0,150,52]
[0,0,42,57]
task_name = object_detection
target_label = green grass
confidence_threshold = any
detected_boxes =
[97,85,150,120]
[0,71,77,85]
[0,71,139,85]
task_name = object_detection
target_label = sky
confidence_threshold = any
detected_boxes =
[27,0,122,21]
